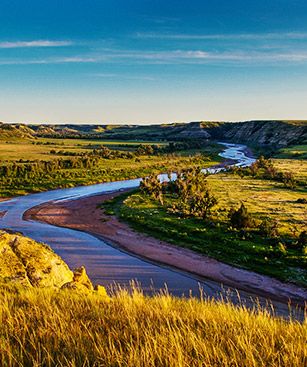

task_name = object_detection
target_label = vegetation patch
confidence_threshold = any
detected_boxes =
[0,138,221,197]
[103,164,307,286]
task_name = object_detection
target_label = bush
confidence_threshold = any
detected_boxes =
[259,218,279,238]
[229,203,255,229]
[296,231,307,250]
[281,171,296,189]
[275,242,287,257]
[140,174,163,204]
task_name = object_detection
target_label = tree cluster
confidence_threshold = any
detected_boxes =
[230,156,297,188]
[140,168,218,219]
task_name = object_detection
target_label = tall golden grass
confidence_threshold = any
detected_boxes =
[0,284,306,367]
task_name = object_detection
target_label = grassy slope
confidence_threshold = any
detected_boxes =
[275,145,307,160]
[103,170,307,286]
[0,284,306,367]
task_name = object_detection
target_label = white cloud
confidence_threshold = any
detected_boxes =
[0,40,72,48]
[1,49,307,66]
[93,73,156,81]
[0,56,98,65]
[136,32,307,41]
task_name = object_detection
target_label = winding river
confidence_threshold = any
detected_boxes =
[0,143,299,316]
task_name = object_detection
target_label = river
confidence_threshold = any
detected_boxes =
[0,143,300,316]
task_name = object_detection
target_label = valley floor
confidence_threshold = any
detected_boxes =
[24,190,307,306]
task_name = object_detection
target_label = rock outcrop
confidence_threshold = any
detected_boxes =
[61,266,94,294]
[0,231,108,298]
[0,231,73,287]
[218,121,307,147]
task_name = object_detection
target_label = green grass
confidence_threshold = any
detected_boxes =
[0,138,222,197]
[272,157,307,184]
[0,156,220,198]
[275,144,307,160]
[103,173,307,287]
[206,173,306,236]
[0,138,170,161]
[0,283,306,367]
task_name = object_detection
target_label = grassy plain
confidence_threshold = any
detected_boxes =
[104,170,307,286]
[0,138,168,161]
[0,283,306,367]
[275,144,307,160]
[0,138,221,197]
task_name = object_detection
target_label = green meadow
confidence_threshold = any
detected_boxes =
[103,163,307,286]
[0,138,221,197]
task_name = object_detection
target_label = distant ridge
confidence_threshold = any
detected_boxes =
[1,120,306,147]
[0,122,35,140]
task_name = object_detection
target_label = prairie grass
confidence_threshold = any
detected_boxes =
[207,173,307,236]
[272,158,307,183]
[0,284,306,367]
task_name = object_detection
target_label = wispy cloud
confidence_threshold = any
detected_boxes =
[0,56,98,65]
[1,49,307,66]
[93,73,156,81]
[90,49,307,64]
[0,40,72,48]
[136,32,307,41]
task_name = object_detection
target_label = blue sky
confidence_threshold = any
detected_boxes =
[0,0,307,124]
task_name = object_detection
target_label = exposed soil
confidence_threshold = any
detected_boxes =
[24,190,307,306]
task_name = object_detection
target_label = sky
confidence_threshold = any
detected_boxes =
[0,0,307,124]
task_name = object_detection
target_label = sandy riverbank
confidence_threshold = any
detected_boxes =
[24,190,307,306]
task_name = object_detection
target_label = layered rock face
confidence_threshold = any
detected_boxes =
[0,231,108,298]
[209,121,307,147]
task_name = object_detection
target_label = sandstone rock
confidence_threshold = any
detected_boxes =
[72,266,94,291]
[94,284,109,299]
[0,230,73,288]
[0,231,108,298]
[0,232,31,286]
[61,281,91,294]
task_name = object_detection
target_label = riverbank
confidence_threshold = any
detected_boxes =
[24,190,307,306]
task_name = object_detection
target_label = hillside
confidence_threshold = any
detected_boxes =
[0,122,35,140]
[30,120,307,147]
[30,121,212,140]
[27,120,307,147]
[1,120,306,147]
[219,120,307,147]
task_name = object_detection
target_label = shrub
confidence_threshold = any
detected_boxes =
[275,242,287,257]
[259,218,279,238]
[281,171,296,189]
[229,203,255,229]
[296,231,307,250]
[140,174,163,204]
